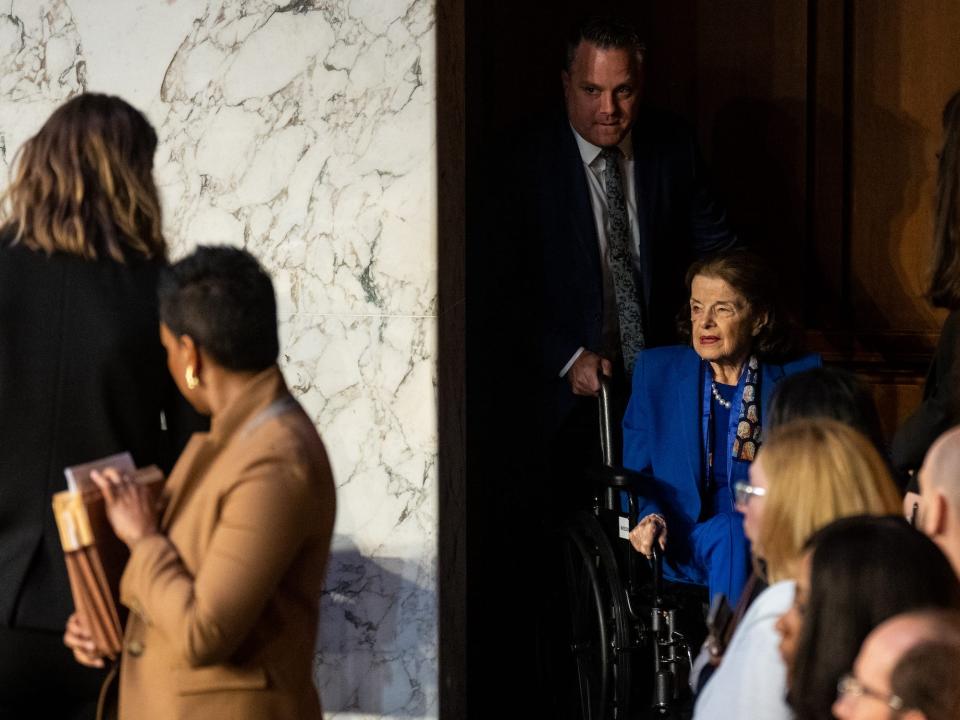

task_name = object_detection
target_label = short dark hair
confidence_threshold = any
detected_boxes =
[678,250,798,359]
[767,367,887,456]
[158,246,279,372]
[892,639,960,720]
[787,516,960,720]
[928,89,960,308]
[564,16,645,72]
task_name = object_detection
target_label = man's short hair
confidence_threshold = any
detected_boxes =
[564,16,646,71]
[891,640,960,720]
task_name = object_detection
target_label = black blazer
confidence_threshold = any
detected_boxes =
[510,109,739,425]
[0,237,202,631]
[892,310,960,477]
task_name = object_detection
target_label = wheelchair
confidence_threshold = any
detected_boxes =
[560,378,708,720]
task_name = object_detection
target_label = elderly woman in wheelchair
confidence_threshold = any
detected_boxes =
[623,250,819,605]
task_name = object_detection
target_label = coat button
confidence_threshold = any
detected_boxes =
[127,640,144,657]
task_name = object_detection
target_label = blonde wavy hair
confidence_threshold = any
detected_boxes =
[755,418,901,583]
[0,93,165,262]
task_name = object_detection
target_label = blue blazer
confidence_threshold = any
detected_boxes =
[622,346,821,530]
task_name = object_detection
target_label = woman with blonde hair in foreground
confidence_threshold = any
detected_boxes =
[692,418,901,719]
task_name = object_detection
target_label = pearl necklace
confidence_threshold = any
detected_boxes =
[711,381,733,410]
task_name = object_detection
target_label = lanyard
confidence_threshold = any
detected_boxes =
[700,361,749,491]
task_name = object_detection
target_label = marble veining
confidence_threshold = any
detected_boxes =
[0,1,438,717]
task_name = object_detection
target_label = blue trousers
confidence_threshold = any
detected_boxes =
[692,511,752,603]
[664,511,752,606]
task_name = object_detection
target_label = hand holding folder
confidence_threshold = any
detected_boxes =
[52,453,164,659]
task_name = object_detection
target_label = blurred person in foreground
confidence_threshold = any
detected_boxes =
[0,93,200,719]
[776,516,960,720]
[916,425,960,575]
[893,89,960,504]
[692,420,901,719]
[834,609,960,720]
[64,246,336,719]
[624,250,819,605]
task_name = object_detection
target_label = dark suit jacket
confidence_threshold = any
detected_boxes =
[892,309,960,477]
[512,109,740,426]
[0,237,202,632]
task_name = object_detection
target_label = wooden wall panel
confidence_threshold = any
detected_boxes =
[690,1,810,317]
[842,1,960,430]
[850,0,960,336]
[809,0,848,330]
[665,0,960,434]
[867,374,927,441]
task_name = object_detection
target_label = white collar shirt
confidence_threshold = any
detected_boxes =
[560,127,641,374]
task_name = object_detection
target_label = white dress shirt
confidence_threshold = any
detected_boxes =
[559,127,642,376]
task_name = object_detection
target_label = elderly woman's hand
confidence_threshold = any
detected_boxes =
[629,513,668,558]
[90,467,160,549]
[63,612,106,668]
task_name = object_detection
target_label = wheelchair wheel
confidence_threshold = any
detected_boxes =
[562,511,633,720]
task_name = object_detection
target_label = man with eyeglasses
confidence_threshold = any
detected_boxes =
[833,610,960,720]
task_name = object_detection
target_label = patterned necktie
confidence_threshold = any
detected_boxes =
[600,147,644,375]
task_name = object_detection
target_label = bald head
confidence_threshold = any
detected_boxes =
[918,428,960,575]
[921,426,960,501]
[856,614,944,687]
[862,612,956,670]
[847,611,960,720]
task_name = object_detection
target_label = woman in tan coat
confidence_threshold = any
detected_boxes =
[65,246,336,719]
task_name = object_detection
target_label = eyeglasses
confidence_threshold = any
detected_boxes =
[836,674,904,710]
[734,481,766,506]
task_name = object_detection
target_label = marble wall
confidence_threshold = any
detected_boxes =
[0,1,438,717]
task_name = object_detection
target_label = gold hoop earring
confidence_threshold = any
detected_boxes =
[185,366,199,390]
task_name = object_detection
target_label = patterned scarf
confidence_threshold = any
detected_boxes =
[731,355,762,461]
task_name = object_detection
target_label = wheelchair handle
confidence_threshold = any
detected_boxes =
[598,372,614,468]
[650,526,664,605]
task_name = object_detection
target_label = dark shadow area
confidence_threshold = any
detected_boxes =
[711,97,807,318]
[436,0,466,717]
[462,3,687,719]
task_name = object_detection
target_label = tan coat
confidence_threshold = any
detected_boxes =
[116,367,335,719]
